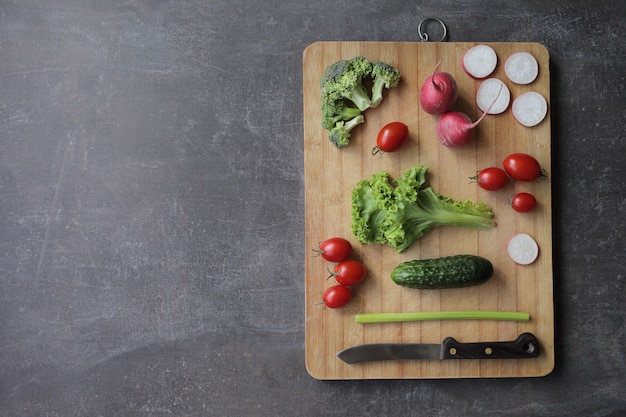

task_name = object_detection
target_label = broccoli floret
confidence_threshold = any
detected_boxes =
[319,57,402,148]
[320,56,373,112]
[328,115,365,148]
[370,61,401,108]
[351,165,495,253]
[348,55,373,78]
[321,100,362,130]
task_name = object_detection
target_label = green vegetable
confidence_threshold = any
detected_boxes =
[321,100,362,130]
[355,311,530,324]
[350,165,495,253]
[390,255,494,289]
[328,115,365,148]
[370,61,401,108]
[320,56,373,112]
[320,56,400,147]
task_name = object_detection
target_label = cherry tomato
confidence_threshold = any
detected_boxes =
[372,122,409,154]
[511,192,537,213]
[322,285,352,308]
[502,153,543,182]
[330,260,366,287]
[316,237,352,262]
[472,167,508,191]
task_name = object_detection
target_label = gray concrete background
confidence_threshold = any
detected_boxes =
[1,1,624,416]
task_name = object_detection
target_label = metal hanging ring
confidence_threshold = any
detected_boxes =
[418,18,448,42]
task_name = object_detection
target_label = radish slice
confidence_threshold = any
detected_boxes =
[462,45,498,79]
[505,52,539,85]
[476,78,511,114]
[507,233,539,265]
[512,91,548,127]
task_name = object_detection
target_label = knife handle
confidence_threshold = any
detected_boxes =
[441,333,540,359]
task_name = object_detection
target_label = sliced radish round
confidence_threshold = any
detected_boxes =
[462,45,498,79]
[476,78,511,115]
[507,233,539,265]
[505,52,539,85]
[512,91,548,127]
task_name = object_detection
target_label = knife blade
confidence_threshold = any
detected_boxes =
[336,332,539,364]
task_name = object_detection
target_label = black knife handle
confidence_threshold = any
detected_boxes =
[441,333,540,359]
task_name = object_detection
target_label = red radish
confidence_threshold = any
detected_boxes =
[505,52,539,85]
[512,91,548,127]
[476,78,510,115]
[436,85,502,147]
[419,59,458,115]
[462,45,498,79]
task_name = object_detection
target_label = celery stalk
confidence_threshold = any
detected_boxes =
[355,310,530,324]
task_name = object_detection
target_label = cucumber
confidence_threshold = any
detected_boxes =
[391,255,493,289]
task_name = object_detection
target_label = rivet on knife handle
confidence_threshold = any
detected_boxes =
[441,332,540,360]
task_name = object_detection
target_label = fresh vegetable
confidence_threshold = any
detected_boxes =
[436,84,501,147]
[355,310,530,324]
[391,255,494,289]
[372,121,409,155]
[319,56,401,148]
[329,260,366,287]
[315,237,353,262]
[511,192,537,213]
[350,165,496,253]
[320,56,373,112]
[370,61,401,108]
[321,99,362,130]
[436,112,476,147]
[504,52,539,85]
[476,78,510,115]
[462,44,498,79]
[327,115,365,148]
[419,60,458,115]
[507,233,539,265]
[512,91,548,127]
[502,153,544,182]
[471,167,509,191]
[322,284,352,308]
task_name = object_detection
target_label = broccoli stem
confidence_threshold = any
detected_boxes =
[355,311,530,324]
[370,79,386,108]
[344,84,372,111]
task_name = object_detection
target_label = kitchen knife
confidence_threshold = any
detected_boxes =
[337,332,539,364]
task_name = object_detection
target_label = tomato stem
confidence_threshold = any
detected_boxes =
[326,267,337,280]
[371,146,384,157]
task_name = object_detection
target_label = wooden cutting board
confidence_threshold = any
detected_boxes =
[303,41,554,379]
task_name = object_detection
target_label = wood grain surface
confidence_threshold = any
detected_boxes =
[303,41,554,379]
